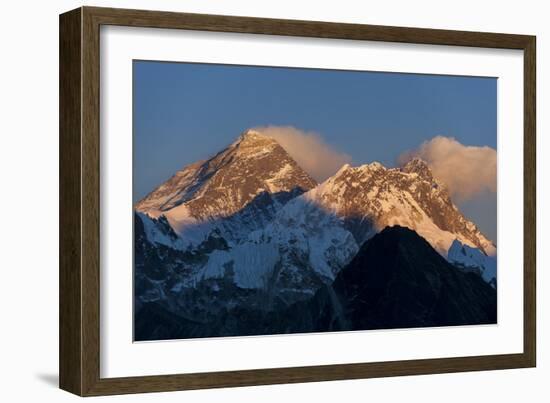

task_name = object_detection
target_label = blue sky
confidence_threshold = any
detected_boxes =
[133,61,497,240]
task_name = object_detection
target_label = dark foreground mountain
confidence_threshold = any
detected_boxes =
[305,226,497,331]
[135,226,496,340]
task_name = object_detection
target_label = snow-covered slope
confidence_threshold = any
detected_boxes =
[194,194,359,302]
[448,239,497,287]
[136,212,184,250]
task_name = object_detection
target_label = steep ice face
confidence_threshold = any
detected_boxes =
[194,194,359,301]
[448,239,497,287]
[136,212,184,250]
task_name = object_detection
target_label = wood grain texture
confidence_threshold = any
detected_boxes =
[59,6,537,396]
[80,6,102,396]
[59,8,82,396]
[85,6,532,49]
[523,38,536,367]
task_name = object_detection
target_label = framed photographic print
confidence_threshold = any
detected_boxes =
[59,6,536,396]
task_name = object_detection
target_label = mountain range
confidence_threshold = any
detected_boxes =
[134,129,497,340]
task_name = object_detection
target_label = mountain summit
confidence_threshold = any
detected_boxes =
[136,129,316,216]
[136,129,317,244]
[296,157,495,257]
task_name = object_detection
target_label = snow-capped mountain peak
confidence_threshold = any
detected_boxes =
[135,128,317,247]
[401,157,434,179]
[229,129,281,156]
[294,159,495,257]
[237,128,270,141]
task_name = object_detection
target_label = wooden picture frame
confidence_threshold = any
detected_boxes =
[59,6,536,396]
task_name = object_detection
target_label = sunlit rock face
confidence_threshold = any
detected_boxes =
[136,129,316,221]
[299,157,495,257]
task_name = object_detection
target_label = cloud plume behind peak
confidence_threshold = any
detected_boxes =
[253,126,352,182]
[398,136,496,202]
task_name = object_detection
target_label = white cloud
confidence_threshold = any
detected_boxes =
[398,136,496,202]
[254,126,352,182]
